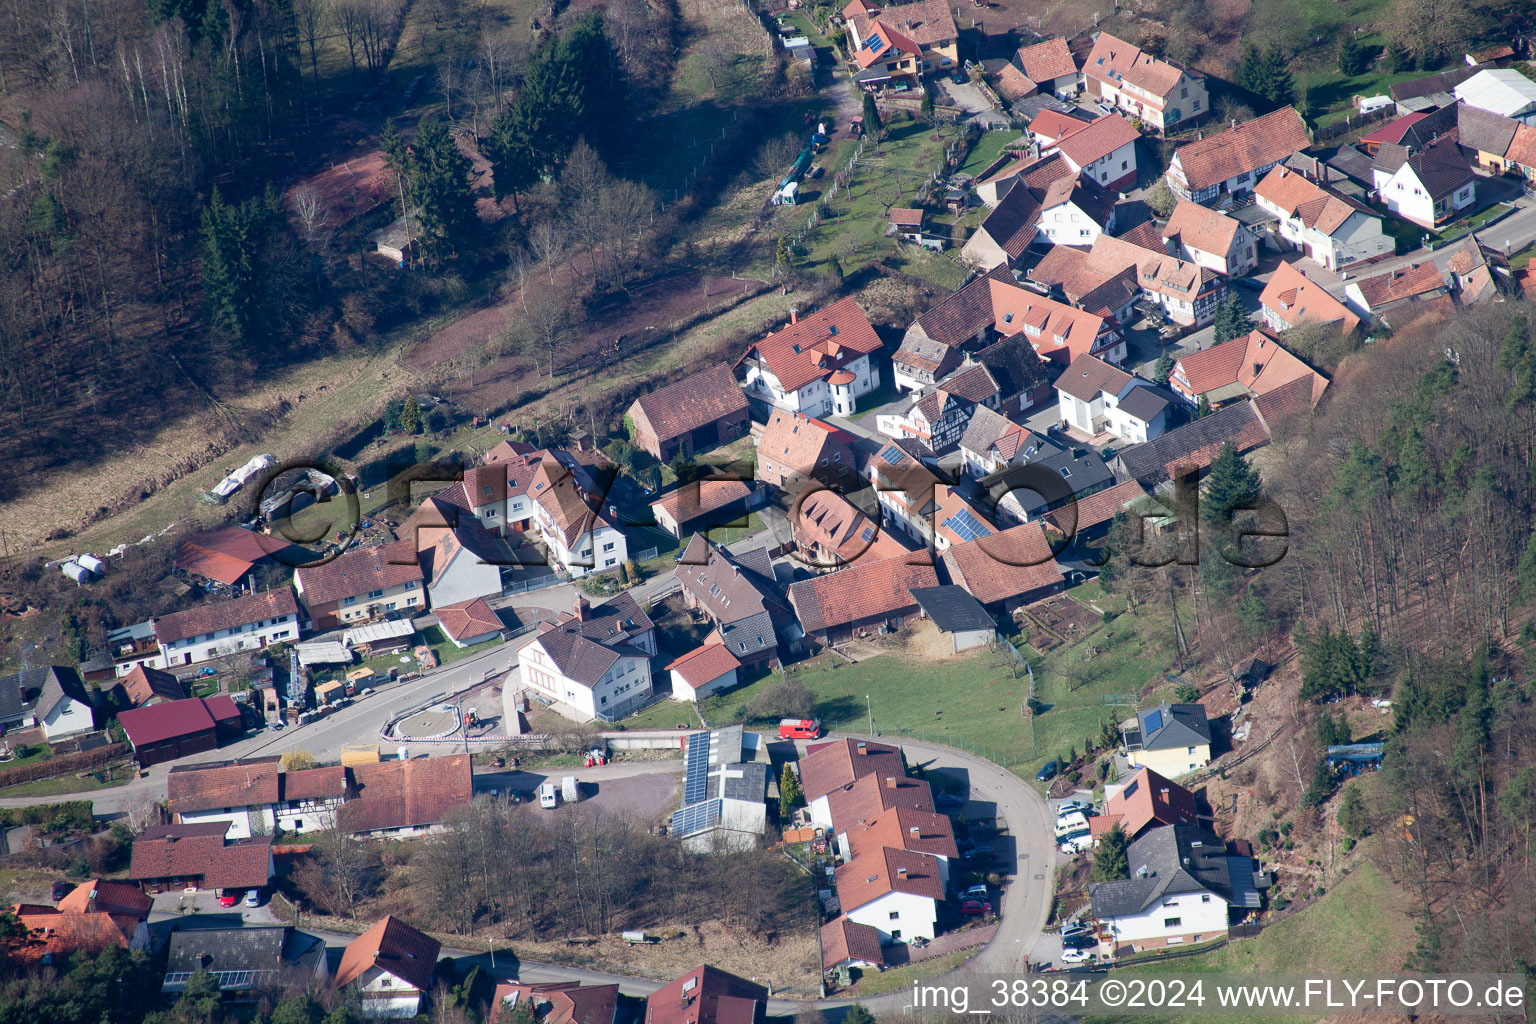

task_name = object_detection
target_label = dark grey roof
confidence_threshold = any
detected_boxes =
[1138,703,1212,750]
[581,591,655,647]
[1117,385,1177,423]
[1032,445,1114,493]
[1457,103,1519,155]
[971,334,1054,402]
[983,443,1113,517]
[958,405,1016,458]
[165,925,287,978]
[1090,824,1236,918]
[674,538,790,660]
[1325,146,1377,188]
[1113,402,1269,484]
[1373,138,1475,198]
[0,669,46,721]
[1010,93,1077,120]
[36,667,91,719]
[722,762,769,802]
[1390,66,1477,102]
[911,586,995,632]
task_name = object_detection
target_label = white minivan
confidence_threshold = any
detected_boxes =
[539,781,559,809]
[1054,811,1089,837]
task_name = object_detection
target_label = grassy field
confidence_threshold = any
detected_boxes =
[1091,855,1416,1024]
[0,767,134,799]
[691,581,1186,780]
[959,130,1021,176]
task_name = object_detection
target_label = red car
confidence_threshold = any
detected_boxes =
[218,890,240,907]
[960,900,992,916]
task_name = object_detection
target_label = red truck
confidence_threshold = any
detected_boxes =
[779,719,822,739]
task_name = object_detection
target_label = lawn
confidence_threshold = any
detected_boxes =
[1090,855,1416,1024]
[694,583,1185,780]
[959,129,1021,177]
[0,766,134,799]
[620,696,707,732]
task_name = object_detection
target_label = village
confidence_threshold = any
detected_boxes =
[1,0,1532,1019]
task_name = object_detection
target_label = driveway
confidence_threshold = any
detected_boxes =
[932,77,1010,129]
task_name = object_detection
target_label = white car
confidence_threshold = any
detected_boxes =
[1057,800,1093,817]
[1059,833,1094,855]
[1054,812,1090,837]
[1060,947,1093,964]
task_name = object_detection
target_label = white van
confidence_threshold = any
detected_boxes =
[538,781,558,809]
[1059,832,1094,856]
[1054,811,1089,837]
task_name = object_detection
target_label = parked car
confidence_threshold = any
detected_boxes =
[1059,833,1094,856]
[778,718,822,739]
[1036,760,1060,782]
[360,687,375,697]
[960,842,994,860]
[243,889,261,908]
[1060,948,1093,964]
[1063,931,1095,950]
[935,790,966,808]
[960,900,992,916]
[51,880,72,902]
[1232,276,1265,292]
[218,890,240,907]
[961,884,990,901]
[1057,800,1093,817]
[1054,812,1090,837]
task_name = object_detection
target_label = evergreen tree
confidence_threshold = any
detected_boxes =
[775,237,793,276]
[1338,35,1370,76]
[862,91,883,135]
[1091,824,1130,881]
[1262,46,1296,106]
[485,109,537,206]
[407,116,477,266]
[1212,288,1247,344]
[780,763,803,808]
[1304,757,1336,806]
[1196,394,1211,418]
[1153,351,1174,386]
[1202,442,1262,525]
[199,187,255,346]
[1236,44,1265,97]
[400,395,424,434]
[845,1006,876,1024]
[1386,39,1415,73]
[920,83,935,121]
[1336,785,1370,838]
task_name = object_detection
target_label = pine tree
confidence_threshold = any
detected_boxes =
[1091,824,1130,881]
[775,237,793,276]
[1386,39,1415,73]
[920,83,935,121]
[1196,394,1211,419]
[199,187,255,346]
[1212,288,1247,344]
[1202,442,1262,525]
[1236,44,1265,97]
[1153,351,1174,386]
[862,91,883,135]
[400,395,424,434]
[844,1006,876,1024]
[408,115,477,266]
[1304,757,1336,806]
[486,109,537,206]
[1262,46,1295,106]
[780,763,803,808]
[1338,35,1369,77]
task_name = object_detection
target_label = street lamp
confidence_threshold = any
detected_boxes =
[866,694,873,736]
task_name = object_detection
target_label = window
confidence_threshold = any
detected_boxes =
[1201,894,1211,903]
[386,602,397,611]
[890,911,900,920]
[368,589,383,599]
[1164,917,1181,928]
[406,597,417,606]
[603,542,615,552]
[1187,745,1196,754]
[1121,160,1128,170]
[342,596,357,606]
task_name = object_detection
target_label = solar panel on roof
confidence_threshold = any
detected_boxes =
[683,733,711,804]
[671,799,723,838]
[880,445,907,465]
[1144,709,1163,734]
[942,508,993,542]
[861,526,875,541]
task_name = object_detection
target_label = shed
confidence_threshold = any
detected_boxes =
[665,644,742,702]
[372,216,419,263]
[315,681,346,705]
[1454,69,1536,122]
[910,586,997,652]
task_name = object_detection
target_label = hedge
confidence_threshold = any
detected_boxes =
[0,743,131,787]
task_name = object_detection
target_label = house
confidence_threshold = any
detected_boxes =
[295,543,423,632]
[12,881,151,965]
[800,737,908,828]
[990,279,1126,364]
[1028,108,1093,149]
[1390,66,1477,114]
[174,527,302,587]
[1080,32,1208,133]
[626,363,751,462]
[373,217,417,263]
[1344,262,1454,329]
[1122,702,1212,776]
[1034,171,1120,246]
[1014,37,1081,98]
[962,177,1044,268]
[1044,478,1149,539]
[836,846,944,943]
[1457,104,1521,173]
[973,147,1077,208]
[790,488,917,568]
[990,59,1039,103]
[128,821,274,893]
[1454,68,1536,123]
[1160,201,1257,277]
[152,588,301,668]
[1054,354,1174,444]
[1111,401,1272,485]
[525,453,630,578]
[1506,123,1536,179]
[981,441,1115,525]
[1043,113,1141,192]
[118,664,185,707]
[645,965,767,1024]
[1089,767,1198,841]
[117,696,243,767]
[1169,329,1329,410]
[0,667,94,741]
[670,726,770,852]
[650,479,758,539]
[490,981,620,1024]
[910,585,996,652]
[1371,138,1476,229]
[841,804,958,877]
[674,537,794,668]
[1251,166,1392,271]
[965,333,1058,415]
[58,879,154,919]
[824,768,935,835]
[736,299,882,418]
[433,597,505,648]
[1466,43,1516,67]
[842,0,959,75]
[870,459,996,553]
[517,597,655,721]
[162,926,327,998]
[666,644,741,702]
[963,160,1118,262]
[1087,233,1226,328]
[876,386,979,455]
[941,521,1065,610]
[788,555,940,645]
[335,916,442,1018]
[443,445,553,538]
[1089,825,1264,954]
[887,207,944,249]
[957,407,1035,478]
[754,409,858,494]
[1166,107,1311,205]
[1444,233,1508,304]
[274,765,349,833]
[168,758,281,839]
[1027,245,1139,325]
[821,917,887,973]
[414,520,507,610]
[1362,102,1460,157]
[339,754,474,837]
[1258,261,1361,336]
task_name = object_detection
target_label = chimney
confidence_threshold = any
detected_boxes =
[897,865,908,876]
[886,776,897,788]
[574,596,591,621]
[789,307,799,325]
[856,742,868,755]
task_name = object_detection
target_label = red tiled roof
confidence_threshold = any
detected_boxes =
[57,880,153,919]
[281,765,348,802]
[1052,113,1139,169]
[1016,37,1077,83]
[821,917,887,970]
[336,915,441,992]
[340,755,474,834]
[650,479,753,524]
[788,554,939,634]
[1253,166,1374,236]
[11,907,140,962]
[153,587,299,645]
[665,643,742,686]
[941,522,1064,606]
[168,758,281,815]
[790,489,916,567]
[1098,766,1198,838]
[1259,262,1360,335]
[1171,107,1310,193]
[1030,109,1088,142]
[989,279,1113,364]
[834,846,945,912]
[1046,479,1147,534]
[1173,329,1328,407]
[845,805,959,860]
[119,665,185,706]
[128,823,273,889]
[1351,261,1447,307]
[888,208,925,227]
[434,597,504,642]
[646,966,767,1024]
[1506,123,1536,169]
[1360,111,1428,148]
[174,527,297,586]
[825,770,935,827]
[294,541,423,608]
[117,697,224,748]
[799,738,906,803]
[627,363,750,447]
[758,409,857,483]
[1162,201,1242,258]
[863,0,956,48]
[993,62,1037,101]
